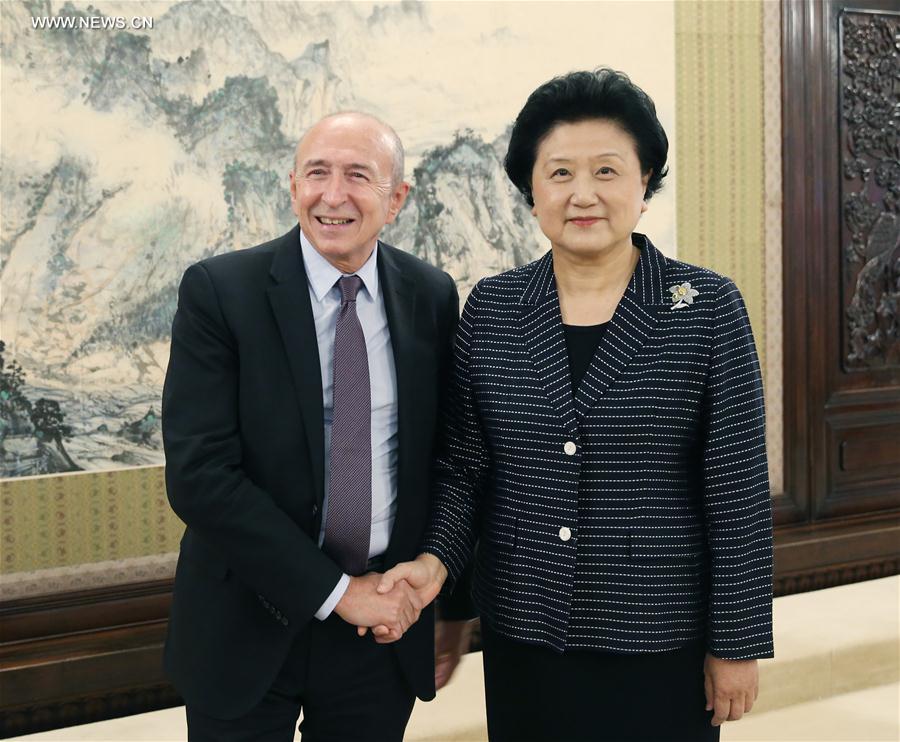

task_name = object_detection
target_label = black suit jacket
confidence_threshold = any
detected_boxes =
[162,225,465,719]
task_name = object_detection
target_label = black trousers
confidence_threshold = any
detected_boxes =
[186,613,415,742]
[481,621,720,742]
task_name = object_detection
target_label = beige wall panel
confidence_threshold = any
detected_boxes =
[675,0,783,493]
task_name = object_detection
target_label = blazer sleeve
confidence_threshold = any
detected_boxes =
[422,281,492,585]
[431,275,479,620]
[702,278,775,660]
[162,262,343,625]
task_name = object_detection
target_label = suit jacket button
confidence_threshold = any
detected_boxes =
[281,616,289,626]
[312,504,318,516]
[563,441,577,456]
[559,526,572,542]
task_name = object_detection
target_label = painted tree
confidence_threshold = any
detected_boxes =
[30,398,81,471]
[0,340,34,447]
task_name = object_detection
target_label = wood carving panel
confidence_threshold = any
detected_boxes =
[840,10,900,369]
[822,410,900,517]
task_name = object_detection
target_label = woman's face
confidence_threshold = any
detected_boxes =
[530,118,649,260]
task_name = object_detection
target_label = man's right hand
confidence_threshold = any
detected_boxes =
[334,572,423,641]
[367,554,449,643]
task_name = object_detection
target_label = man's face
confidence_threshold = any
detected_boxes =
[290,115,409,272]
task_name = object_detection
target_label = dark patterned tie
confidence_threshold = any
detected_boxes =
[322,275,372,576]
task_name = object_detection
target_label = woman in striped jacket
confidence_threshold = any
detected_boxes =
[378,68,774,742]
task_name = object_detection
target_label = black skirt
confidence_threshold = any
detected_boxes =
[480,620,721,742]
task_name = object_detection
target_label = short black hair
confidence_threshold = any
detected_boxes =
[504,68,669,205]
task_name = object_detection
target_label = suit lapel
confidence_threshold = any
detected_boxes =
[378,244,417,399]
[518,252,579,438]
[266,226,326,506]
[573,234,667,417]
[377,244,416,566]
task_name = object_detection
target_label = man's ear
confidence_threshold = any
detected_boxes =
[385,181,411,223]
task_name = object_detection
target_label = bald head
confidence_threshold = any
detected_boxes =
[294,111,405,187]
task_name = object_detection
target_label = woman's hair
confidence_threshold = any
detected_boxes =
[504,68,669,205]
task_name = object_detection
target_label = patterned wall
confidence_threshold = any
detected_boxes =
[675,0,784,494]
[1,466,181,597]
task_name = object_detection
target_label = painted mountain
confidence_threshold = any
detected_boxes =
[0,0,545,476]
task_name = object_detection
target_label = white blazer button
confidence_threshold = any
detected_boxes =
[559,526,572,542]
[564,441,577,455]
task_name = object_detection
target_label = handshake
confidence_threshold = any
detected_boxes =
[334,553,449,643]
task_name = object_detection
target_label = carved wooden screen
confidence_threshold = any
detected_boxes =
[778,0,900,593]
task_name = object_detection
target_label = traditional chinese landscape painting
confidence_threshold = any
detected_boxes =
[1,0,676,478]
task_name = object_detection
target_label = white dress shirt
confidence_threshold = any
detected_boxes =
[299,230,399,619]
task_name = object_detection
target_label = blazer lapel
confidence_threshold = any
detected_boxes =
[376,244,416,566]
[573,234,668,417]
[266,226,326,507]
[518,252,579,439]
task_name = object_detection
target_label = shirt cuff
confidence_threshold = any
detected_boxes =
[314,573,350,620]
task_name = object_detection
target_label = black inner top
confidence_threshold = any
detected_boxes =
[563,322,609,391]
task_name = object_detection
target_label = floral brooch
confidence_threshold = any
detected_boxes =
[669,281,699,310]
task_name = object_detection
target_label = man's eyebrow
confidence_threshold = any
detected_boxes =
[300,158,331,169]
[299,159,374,172]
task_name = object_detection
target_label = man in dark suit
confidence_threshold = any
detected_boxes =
[162,112,471,741]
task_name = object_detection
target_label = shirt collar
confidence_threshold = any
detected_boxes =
[299,229,379,303]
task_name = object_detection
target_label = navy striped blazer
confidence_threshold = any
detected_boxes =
[423,234,774,660]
